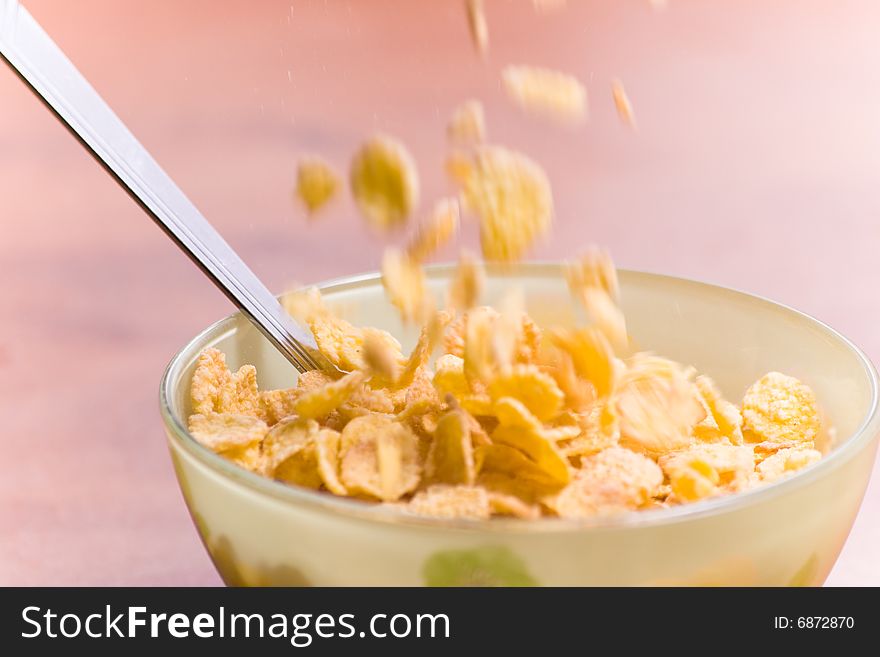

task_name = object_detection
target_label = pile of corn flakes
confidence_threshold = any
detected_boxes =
[189,1,829,520]
[187,255,828,520]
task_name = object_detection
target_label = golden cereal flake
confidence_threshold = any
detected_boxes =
[406,198,460,262]
[448,99,486,144]
[488,364,564,422]
[307,313,366,372]
[339,415,422,501]
[463,146,553,262]
[397,310,452,389]
[447,250,485,311]
[660,444,754,501]
[545,348,595,411]
[550,327,618,398]
[381,248,432,324]
[695,375,744,445]
[502,65,587,124]
[755,445,822,484]
[487,492,542,519]
[752,439,815,465]
[275,443,323,489]
[490,422,571,486]
[465,0,489,55]
[476,443,567,493]
[463,305,497,384]
[282,286,326,324]
[293,370,368,420]
[426,410,476,485]
[549,447,662,517]
[575,287,628,350]
[433,353,471,399]
[261,416,320,473]
[616,354,706,457]
[314,428,347,495]
[565,246,620,302]
[407,485,490,519]
[559,402,620,457]
[221,441,266,474]
[188,413,269,453]
[362,329,404,384]
[295,156,340,215]
[350,134,419,230]
[741,372,820,444]
[445,150,474,187]
[190,348,259,416]
[611,79,637,129]
[443,314,467,357]
[493,396,543,433]
[258,388,300,425]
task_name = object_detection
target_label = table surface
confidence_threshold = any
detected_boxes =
[1,0,878,585]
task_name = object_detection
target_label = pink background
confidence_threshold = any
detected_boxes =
[1,0,878,585]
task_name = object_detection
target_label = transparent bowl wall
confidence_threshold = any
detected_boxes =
[161,266,879,586]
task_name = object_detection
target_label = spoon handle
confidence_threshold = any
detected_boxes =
[0,0,321,373]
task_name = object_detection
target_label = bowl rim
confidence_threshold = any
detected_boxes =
[160,263,880,533]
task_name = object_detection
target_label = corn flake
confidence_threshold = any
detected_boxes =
[350,134,419,230]
[755,445,822,484]
[741,372,820,444]
[463,146,553,262]
[407,484,490,519]
[426,410,476,485]
[406,198,460,262]
[488,364,564,422]
[611,79,637,129]
[189,412,268,452]
[448,99,486,145]
[381,248,432,325]
[339,415,421,501]
[296,156,340,215]
[502,65,587,124]
[190,348,259,416]
[465,0,489,56]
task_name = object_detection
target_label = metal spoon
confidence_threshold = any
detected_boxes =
[0,0,326,374]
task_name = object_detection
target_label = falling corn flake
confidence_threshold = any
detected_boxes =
[565,246,620,302]
[616,354,706,457]
[465,0,489,56]
[362,330,403,384]
[611,79,637,129]
[463,146,553,262]
[406,198,461,262]
[447,250,485,311]
[350,134,420,231]
[381,248,432,325]
[445,150,474,187]
[295,157,340,215]
[502,65,587,124]
[448,100,486,145]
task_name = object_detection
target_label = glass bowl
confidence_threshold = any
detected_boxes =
[160,265,880,586]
